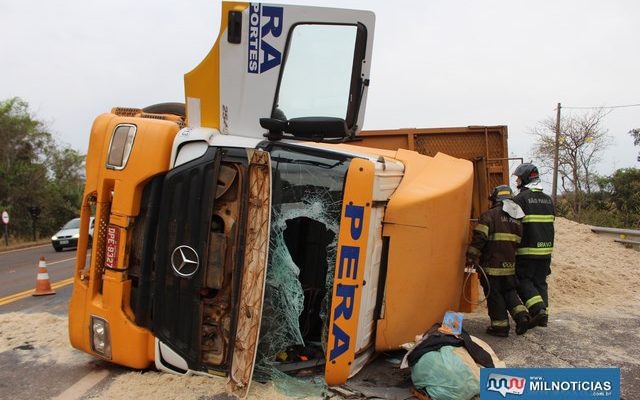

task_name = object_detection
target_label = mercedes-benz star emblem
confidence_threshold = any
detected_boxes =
[171,245,200,277]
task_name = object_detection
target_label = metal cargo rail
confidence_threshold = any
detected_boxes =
[358,125,514,218]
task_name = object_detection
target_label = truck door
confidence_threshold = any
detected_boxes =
[184,2,375,140]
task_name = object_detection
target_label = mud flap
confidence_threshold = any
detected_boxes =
[226,149,271,398]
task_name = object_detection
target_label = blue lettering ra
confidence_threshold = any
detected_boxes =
[258,6,283,73]
[334,284,356,320]
[345,204,364,240]
[329,322,350,360]
[338,245,359,279]
[260,40,281,73]
[260,6,283,38]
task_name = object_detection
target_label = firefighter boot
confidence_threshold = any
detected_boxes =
[529,309,548,329]
[514,312,530,335]
[486,325,509,338]
[539,313,548,327]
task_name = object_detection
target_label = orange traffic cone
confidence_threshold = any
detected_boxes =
[32,256,56,296]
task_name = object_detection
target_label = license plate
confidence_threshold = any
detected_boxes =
[104,225,120,269]
[59,240,69,245]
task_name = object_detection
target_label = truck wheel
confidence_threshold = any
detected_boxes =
[142,103,186,117]
[53,245,62,252]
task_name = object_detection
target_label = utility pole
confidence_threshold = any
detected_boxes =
[552,102,561,204]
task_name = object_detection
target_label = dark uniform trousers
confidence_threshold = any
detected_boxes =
[468,203,526,328]
[479,273,527,326]
[513,187,554,317]
[516,257,551,315]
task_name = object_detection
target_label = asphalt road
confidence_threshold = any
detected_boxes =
[1,245,637,399]
[0,244,79,298]
[0,244,125,400]
[0,285,127,400]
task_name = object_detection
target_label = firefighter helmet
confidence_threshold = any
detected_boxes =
[513,163,539,188]
[489,184,513,204]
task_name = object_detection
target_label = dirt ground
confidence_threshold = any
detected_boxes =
[0,217,638,399]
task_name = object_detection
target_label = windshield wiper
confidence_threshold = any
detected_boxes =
[271,156,344,169]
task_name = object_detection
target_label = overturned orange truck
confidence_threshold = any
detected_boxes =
[68,2,508,396]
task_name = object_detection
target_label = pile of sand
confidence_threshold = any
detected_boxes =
[0,312,90,365]
[92,372,296,400]
[549,217,639,313]
[0,312,299,399]
[470,217,640,315]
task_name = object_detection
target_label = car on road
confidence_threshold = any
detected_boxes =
[51,217,94,252]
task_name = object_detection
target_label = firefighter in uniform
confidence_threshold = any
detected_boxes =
[467,185,530,337]
[512,163,555,328]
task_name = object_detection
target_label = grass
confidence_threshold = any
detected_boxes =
[0,237,50,252]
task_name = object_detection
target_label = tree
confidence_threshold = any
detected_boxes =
[531,108,611,221]
[630,128,640,162]
[0,97,85,239]
[630,128,640,146]
[595,168,640,228]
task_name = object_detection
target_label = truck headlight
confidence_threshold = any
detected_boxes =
[90,316,112,359]
[51,235,58,240]
[72,233,80,239]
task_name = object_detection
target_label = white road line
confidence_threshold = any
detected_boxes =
[0,244,49,255]
[46,257,77,266]
[50,369,109,400]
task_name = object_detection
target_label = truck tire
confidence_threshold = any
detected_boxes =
[142,103,186,117]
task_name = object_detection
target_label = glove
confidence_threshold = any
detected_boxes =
[465,256,478,272]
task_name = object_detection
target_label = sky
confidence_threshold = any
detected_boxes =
[1,0,639,182]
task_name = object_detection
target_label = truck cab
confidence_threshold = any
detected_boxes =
[68,2,473,396]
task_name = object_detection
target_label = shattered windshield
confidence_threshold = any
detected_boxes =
[256,144,351,390]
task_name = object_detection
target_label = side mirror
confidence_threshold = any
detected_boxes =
[260,117,348,141]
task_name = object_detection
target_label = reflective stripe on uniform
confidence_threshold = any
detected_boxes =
[511,304,528,315]
[522,215,555,223]
[491,320,509,327]
[484,267,515,276]
[490,233,521,243]
[525,295,544,309]
[517,247,553,256]
[474,223,489,236]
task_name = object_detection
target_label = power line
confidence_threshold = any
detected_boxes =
[550,101,639,201]
[562,103,640,110]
